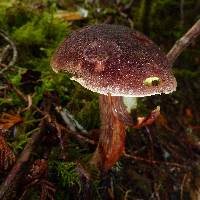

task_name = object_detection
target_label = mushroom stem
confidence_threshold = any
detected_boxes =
[91,94,132,172]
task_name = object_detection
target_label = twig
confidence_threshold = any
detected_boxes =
[145,126,154,160]
[0,45,10,63]
[151,182,161,200]
[70,130,95,145]
[167,18,200,65]
[1,75,28,103]
[55,106,87,133]
[10,84,28,102]
[0,30,17,67]
[21,95,32,112]
[58,123,95,145]
[123,189,132,200]
[0,128,43,200]
[124,0,134,10]
[180,173,189,200]
[54,121,64,151]
[124,153,188,169]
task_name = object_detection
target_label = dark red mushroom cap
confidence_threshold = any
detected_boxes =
[51,24,176,97]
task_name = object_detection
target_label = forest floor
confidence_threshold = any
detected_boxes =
[0,1,200,200]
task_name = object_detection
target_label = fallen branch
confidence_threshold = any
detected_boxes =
[0,127,43,200]
[57,122,95,145]
[167,18,200,65]
[124,152,188,169]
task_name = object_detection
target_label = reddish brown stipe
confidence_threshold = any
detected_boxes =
[91,95,126,172]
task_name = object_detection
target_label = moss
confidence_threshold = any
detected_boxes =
[56,161,81,188]
[133,0,146,30]
[174,68,200,79]
[2,1,69,70]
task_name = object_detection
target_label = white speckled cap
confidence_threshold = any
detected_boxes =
[51,24,176,97]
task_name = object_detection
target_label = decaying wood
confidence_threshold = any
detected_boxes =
[167,19,200,65]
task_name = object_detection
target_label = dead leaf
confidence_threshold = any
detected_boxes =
[133,106,160,129]
[0,113,23,129]
[54,10,86,21]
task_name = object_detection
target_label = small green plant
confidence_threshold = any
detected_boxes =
[54,161,81,190]
[10,128,39,153]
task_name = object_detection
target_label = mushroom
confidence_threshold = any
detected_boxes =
[51,24,176,172]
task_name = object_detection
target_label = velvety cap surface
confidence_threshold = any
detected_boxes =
[51,24,176,97]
